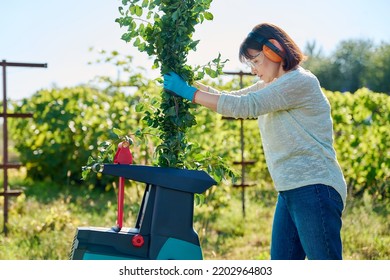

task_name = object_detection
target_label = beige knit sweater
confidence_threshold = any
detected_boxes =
[214,66,347,207]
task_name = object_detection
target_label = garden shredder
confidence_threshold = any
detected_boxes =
[70,141,216,260]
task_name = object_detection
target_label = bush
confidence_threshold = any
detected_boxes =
[9,86,146,187]
[326,88,390,201]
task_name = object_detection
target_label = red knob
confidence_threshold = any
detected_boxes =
[113,141,133,164]
[132,234,144,247]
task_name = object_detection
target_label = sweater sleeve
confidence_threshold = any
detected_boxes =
[217,68,318,118]
[208,80,266,96]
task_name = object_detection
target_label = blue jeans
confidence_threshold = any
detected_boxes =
[271,184,344,260]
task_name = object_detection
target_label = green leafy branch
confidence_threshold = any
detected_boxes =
[116,0,230,169]
[112,0,239,190]
[194,53,230,80]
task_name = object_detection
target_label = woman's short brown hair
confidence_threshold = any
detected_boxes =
[239,23,305,71]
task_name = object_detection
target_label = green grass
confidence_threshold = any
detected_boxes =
[0,173,389,260]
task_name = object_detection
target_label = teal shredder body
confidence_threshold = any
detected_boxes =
[70,164,216,260]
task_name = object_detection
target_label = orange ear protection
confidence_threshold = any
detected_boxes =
[248,32,284,63]
[263,39,284,62]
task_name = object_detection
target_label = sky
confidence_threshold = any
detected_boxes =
[1,0,390,100]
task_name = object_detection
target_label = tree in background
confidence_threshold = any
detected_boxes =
[333,39,373,92]
[303,39,390,94]
[303,40,341,91]
[364,43,390,93]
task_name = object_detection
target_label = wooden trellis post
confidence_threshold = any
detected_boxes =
[222,71,256,217]
[0,60,47,235]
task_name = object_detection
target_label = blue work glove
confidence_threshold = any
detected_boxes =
[163,71,197,102]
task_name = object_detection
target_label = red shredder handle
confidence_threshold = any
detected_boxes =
[111,140,133,232]
[116,176,125,230]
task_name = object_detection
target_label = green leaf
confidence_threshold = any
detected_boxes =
[135,5,143,17]
[133,37,140,47]
[141,0,149,8]
[129,5,137,15]
[209,69,218,78]
[113,128,125,137]
[203,12,214,21]
[147,10,153,19]
[87,156,94,165]
[188,40,200,51]
[81,169,90,181]
[194,194,205,206]
[135,103,144,112]
[121,32,132,42]
[138,42,146,52]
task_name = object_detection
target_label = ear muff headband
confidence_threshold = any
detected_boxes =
[248,32,284,63]
[264,39,284,63]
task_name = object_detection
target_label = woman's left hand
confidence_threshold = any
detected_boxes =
[163,72,197,101]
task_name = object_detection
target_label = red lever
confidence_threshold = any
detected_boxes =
[114,141,133,164]
[112,141,133,232]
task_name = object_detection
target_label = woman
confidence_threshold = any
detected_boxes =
[163,23,347,260]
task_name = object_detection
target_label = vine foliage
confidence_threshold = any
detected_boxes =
[116,0,227,168]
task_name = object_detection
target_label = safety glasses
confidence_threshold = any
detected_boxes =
[245,51,264,69]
